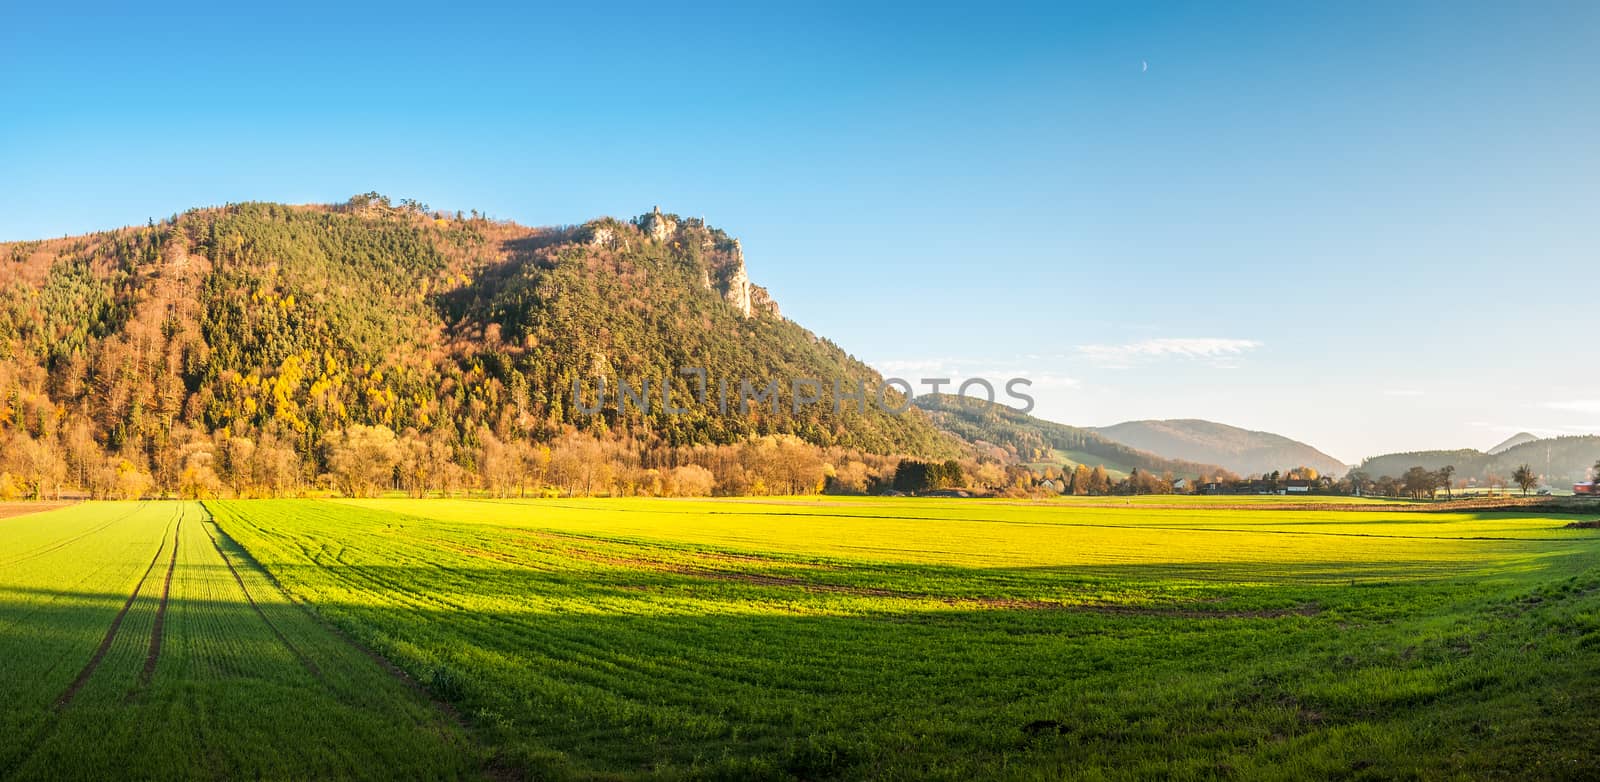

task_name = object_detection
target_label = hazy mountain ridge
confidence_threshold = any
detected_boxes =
[1357,435,1600,485]
[1487,432,1540,455]
[1091,419,1348,478]
[912,395,1228,478]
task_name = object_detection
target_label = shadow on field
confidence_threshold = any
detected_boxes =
[0,577,478,782]
[7,554,1600,780]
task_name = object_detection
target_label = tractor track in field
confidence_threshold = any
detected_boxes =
[206,513,518,779]
[203,510,476,731]
[0,508,173,779]
[517,530,1323,618]
[54,506,177,709]
[197,517,323,682]
[134,509,184,691]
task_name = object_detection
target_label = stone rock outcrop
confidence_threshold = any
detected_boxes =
[714,238,782,320]
[642,206,677,243]
[750,285,779,318]
[633,207,780,320]
[584,224,617,247]
[721,251,753,317]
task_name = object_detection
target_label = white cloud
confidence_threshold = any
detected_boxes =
[869,357,1079,392]
[1384,389,1425,397]
[1545,400,1600,414]
[990,371,1080,391]
[1074,338,1262,368]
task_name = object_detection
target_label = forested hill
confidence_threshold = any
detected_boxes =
[912,394,1228,479]
[1356,435,1600,486]
[0,196,955,493]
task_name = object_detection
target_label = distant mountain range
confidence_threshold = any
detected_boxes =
[1487,432,1540,455]
[1091,419,1349,478]
[912,396,1231,479]
[1356,435,1600,486]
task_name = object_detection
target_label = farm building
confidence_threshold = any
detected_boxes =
[1200,479,1278,495]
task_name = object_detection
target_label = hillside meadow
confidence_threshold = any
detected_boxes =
[2,496,1598,779]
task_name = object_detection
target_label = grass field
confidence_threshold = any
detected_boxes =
[5,498,1600,779]
[1025,449,1133,478]
[0,502,476,780]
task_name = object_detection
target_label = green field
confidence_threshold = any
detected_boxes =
[0,502,476,780]
[4,498,1599,779]
[1026,449,1133,478]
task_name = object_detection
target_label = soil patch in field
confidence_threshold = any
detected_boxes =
[0,501,73,520]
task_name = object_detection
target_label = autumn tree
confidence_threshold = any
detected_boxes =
[767,436,826,494]
[329,425,401,497]
[971,461,1006,492]
[1088,465,1111,496]
[4,431,65,499]
[62,416,101,490]
[477,427,519,497]
[1070,464,1092,496]
[550,433,611,496]
[252,436,302,497]
[515,442,551,498]
[179,453,225,499]
[667,464,716,497]
[110,458,154,500]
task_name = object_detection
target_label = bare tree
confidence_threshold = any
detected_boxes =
[668,464,716,497]
[1512,464,1538,497]
[5,431,66,499]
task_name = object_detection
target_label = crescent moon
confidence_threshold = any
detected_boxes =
[1141,60,1148,73]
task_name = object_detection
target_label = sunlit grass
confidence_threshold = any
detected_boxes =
[202,496,1600,779]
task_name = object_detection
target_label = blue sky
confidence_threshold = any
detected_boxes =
[3,1,1597,464]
